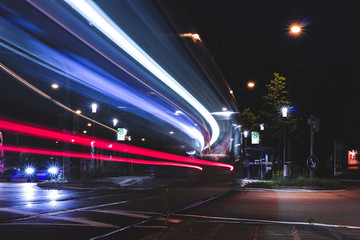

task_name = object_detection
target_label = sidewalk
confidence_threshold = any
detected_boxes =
[137,220,360,240]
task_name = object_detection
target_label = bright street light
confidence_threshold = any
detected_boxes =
[281,106,289,118]
[113,118,118,126]
[91,103,97,113]
[51,83,59,89]
[247,81,255,88]
[243,130,249,138]
[281,106,289,179]
[289,24,303,36]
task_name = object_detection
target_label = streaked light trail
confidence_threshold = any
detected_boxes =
[2,145,203,171]
[0,119,233,171]
[64,0,220,147]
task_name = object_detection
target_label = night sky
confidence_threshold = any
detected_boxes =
[1,0,359,163]
[174,0,360,154]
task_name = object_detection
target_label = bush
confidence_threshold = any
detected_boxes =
[245,175,342,189]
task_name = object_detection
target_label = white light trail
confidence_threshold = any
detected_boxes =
[64,0,220,147]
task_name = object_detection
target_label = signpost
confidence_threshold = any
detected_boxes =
[307,115,320,184]
[251,131,259,144]
[307,154,319,184]
[117,128,127,141]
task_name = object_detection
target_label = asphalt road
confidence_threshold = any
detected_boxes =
[1,179,360,239]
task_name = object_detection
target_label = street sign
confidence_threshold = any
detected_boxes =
[306,155,319,170]
[117,128,127,141]
[251,131,259,144]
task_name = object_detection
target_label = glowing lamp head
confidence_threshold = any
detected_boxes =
[289,24,302,36]
[243,130,249,138]
[247,81,255,88]
[281,106,289,118]
[51,83,59,89]
[113,118,118,126]
[91,103,97,113]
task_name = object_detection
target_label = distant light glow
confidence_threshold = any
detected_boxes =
[247,81,255,88]
[291,26,301,33]
[75,110,81,114]
[25,167,35,175]
[289,24,302,35]
[51,83,59,89]
[179,33,201,42]
[48,167,58,175]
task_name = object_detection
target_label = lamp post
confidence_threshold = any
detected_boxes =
[281,107,288,179]
[260,123,264,179]
[243,130,249,179]
[90,103,97,178]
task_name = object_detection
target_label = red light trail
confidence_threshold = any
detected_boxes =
[2,145,203,171]
[0,118,233,171]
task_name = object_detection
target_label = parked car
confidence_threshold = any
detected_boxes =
[0,167,22,182]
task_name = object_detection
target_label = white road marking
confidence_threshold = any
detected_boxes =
[88,209,181,223]
[87,209,152,219]
[173,213,360,230]
[43,215,118,228]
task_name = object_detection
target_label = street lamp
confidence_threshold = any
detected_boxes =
[113,118,118,127]
[260,123,265,179]
[243,130,249,179]
[247,81,255,89]
[281,106,289,179]
[243,130,249,139]
[289,23,303,36]
[91,103,97,113]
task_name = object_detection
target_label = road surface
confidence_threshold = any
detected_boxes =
[1,179,360,239]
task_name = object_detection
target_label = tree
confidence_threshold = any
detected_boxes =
[260,72,291,141]
[240,108,259,131]
[260,73,300,168]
